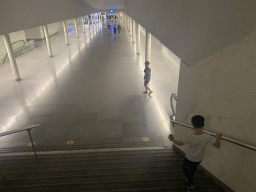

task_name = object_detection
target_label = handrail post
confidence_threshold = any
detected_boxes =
[26,129,37,159]
[0,161,7,180]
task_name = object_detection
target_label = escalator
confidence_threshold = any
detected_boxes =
[1,40,36,65]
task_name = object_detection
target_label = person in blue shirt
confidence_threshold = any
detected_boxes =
[168,115,222,191]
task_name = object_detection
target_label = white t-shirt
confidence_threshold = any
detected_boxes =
[183,133,216,162]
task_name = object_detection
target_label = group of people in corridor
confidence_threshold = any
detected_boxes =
[107,23,121,35]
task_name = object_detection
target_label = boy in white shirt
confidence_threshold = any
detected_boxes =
[168,115,222,192]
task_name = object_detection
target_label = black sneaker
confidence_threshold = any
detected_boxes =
[143,91,148,94]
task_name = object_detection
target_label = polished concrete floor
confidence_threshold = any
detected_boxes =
[0,19,180,150]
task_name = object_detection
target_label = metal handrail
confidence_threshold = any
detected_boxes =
[3,40,26,63]
[170,118,256,152]
[169,93,256,152]
[0,124,39,179]
[170,93,177,116]
[0,124,39,158]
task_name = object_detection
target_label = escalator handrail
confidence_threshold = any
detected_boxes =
[3,40,26,63]
[170,93,256,152]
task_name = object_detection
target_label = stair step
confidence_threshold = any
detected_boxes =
[4,160,182,174]
[0,149,177,163]
[0,143,157,153]
[6,171,205,186]
[2,156,181,168]
[0,178,218,192]
[0,149,176,159]
[7,166,181,179]
[8,168,183,179]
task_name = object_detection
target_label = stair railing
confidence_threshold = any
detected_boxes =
[170,93,256,152]
[0,124,39,179]
[2,40,26,64]
[170,93,177,116]
[0,124,39,157]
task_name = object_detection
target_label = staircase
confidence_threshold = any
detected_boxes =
[0,146,230,192]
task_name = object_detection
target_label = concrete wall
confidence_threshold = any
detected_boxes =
[162,45,180,67]
[0,0,97,35]
[24,27,43,40]
[175,32,256,192]
[123,1,256,191]
[24,21,64,41]
[123,0,256,67]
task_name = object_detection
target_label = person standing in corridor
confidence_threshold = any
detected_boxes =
[107,23,111,36]
[168,115,222,192]
[114,24,117,35]
[117,24,121,35]
[143,61,153,95]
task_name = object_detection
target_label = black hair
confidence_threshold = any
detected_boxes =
[191,115,205,128]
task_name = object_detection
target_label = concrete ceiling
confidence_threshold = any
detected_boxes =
[83,0,125,10]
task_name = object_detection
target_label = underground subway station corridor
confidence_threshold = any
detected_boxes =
[0,18,179,150]
[0,1,256,192]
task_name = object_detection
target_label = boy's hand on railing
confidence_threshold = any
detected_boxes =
[216,133,222,139]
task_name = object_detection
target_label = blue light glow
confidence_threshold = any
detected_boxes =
[110,9,115,13]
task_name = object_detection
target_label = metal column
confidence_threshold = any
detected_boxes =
[132,20,136,43]
[63,21,69,45]
[2,34,21,81]
[137,23,141,54]
[82,17,85,33]
[145,30,151,62]
[74,18,79,38]
[43,25,53,57]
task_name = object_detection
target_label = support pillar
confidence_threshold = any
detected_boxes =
[43,25,53,57]
[63,21,69,45]
[87,15,90,29]
[130,17,133,36]
[82,17,85,33]
[137,23,140,54]
[132,19,136,43]
[145,30,151,62]
[2,34,21,81]
[127,16,130,32]
[128,16,130,31]
[74,18,79,38]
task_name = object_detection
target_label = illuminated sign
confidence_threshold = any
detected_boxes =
[110,9,115,13]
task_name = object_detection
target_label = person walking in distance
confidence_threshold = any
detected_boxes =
[143,61,153,95]
[117,24,121,35]
[107,23,111,36]
[168,115,222,192]
[114,24,117,35]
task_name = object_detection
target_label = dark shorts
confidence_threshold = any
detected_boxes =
[144,81,149,86]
